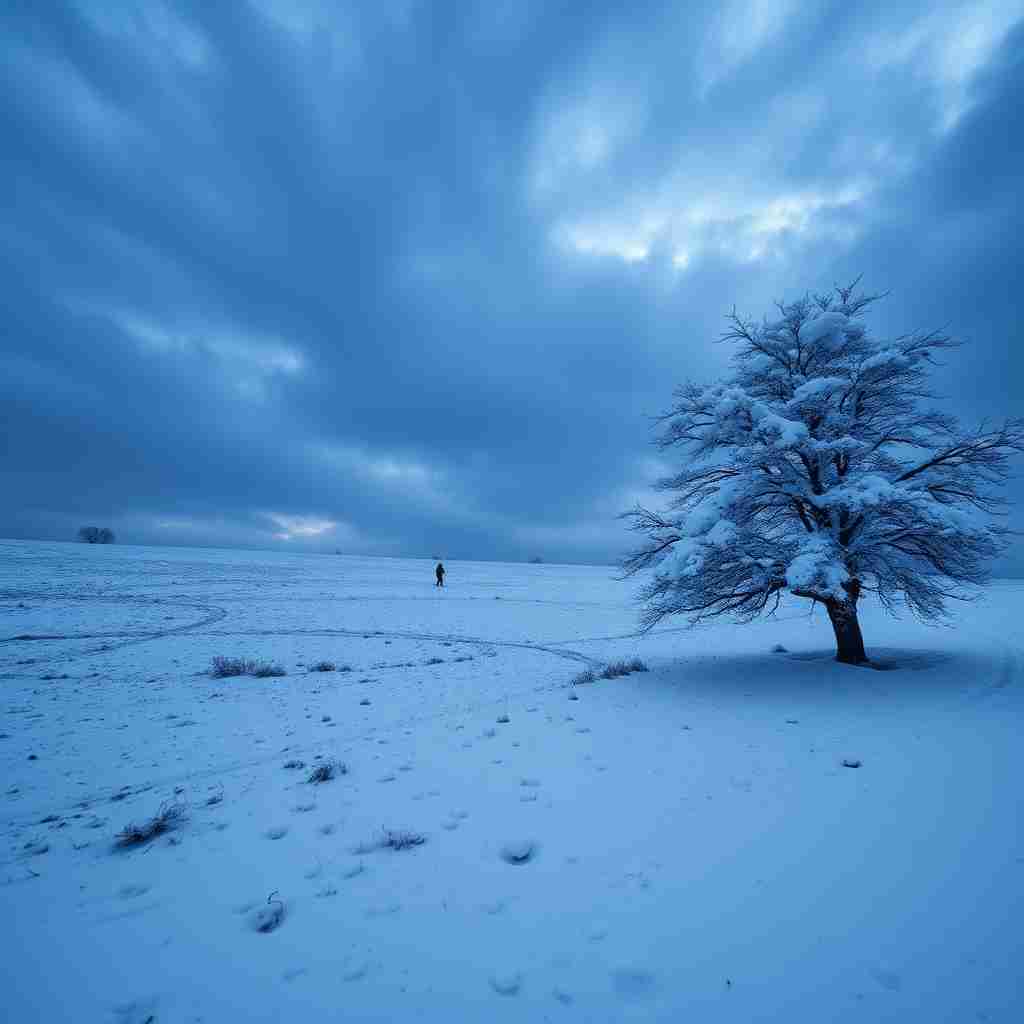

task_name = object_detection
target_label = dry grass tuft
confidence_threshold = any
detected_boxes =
[381,828,426,850]
[115,799,187,848]
[307,760,346,784]
[599,658,649,680]
[210,656,286,679]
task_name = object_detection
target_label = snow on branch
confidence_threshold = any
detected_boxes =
[623,283,1023,633]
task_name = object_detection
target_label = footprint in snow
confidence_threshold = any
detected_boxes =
[500,840,538,864]
[612,967,657,1000]
[118,883,151,899]
[113,997,159,1024]
[342,962,368,982]
[377,773,396,783]
[341,862,364,879]
[365,902,401,917]
[520,778,541,787]
[248,899,286,933]
[489,971,522,996]
[869,967,902,991]
[265,826,288,840]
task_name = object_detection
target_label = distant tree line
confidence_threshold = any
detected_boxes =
[78,526,115,544]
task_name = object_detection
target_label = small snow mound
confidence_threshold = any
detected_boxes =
[489,971,522,996]
[249,896,285,933]
[500,839,537,864]
[342,962,368,982]
[771,643,788,653]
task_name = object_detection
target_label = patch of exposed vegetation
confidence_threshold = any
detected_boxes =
[114,799,187,848]
[210,656,286,679]
[381,828,426,851]
[599,658,649,679]
[307,760,346,784]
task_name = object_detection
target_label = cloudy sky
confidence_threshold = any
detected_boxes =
[3,1,1022,567]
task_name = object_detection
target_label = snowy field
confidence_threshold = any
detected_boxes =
[1,539,1021,1023]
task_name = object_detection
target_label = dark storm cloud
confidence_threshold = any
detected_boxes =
[2,1,1021,568]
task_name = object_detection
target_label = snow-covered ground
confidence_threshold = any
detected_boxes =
[1,539,1021,1023]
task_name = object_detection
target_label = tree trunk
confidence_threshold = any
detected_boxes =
[825,597,868,665]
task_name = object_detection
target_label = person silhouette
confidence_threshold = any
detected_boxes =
[435,562,445,587]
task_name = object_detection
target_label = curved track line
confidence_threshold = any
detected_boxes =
[197,626,599,666]
[0,598,228,670]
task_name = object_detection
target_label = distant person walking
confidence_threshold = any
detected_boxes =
[435,562,445,587]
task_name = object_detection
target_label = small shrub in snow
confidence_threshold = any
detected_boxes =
[772,644,788,654]
[283,759,305,770]
[599,658,648,679]
[425,657,444,665]
[307,760,346,784]
[252,662,286,678]
[210,655,259,678]
[381,828,426,851]
[842,758,863,768]
[308,661,336,673]
[210,656,286,679]
[571,668,596,686]
[115,799,187,848]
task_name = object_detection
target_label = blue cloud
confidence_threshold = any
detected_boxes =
[2,1,1021,569]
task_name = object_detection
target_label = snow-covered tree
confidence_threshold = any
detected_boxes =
[623,283,1023,664]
